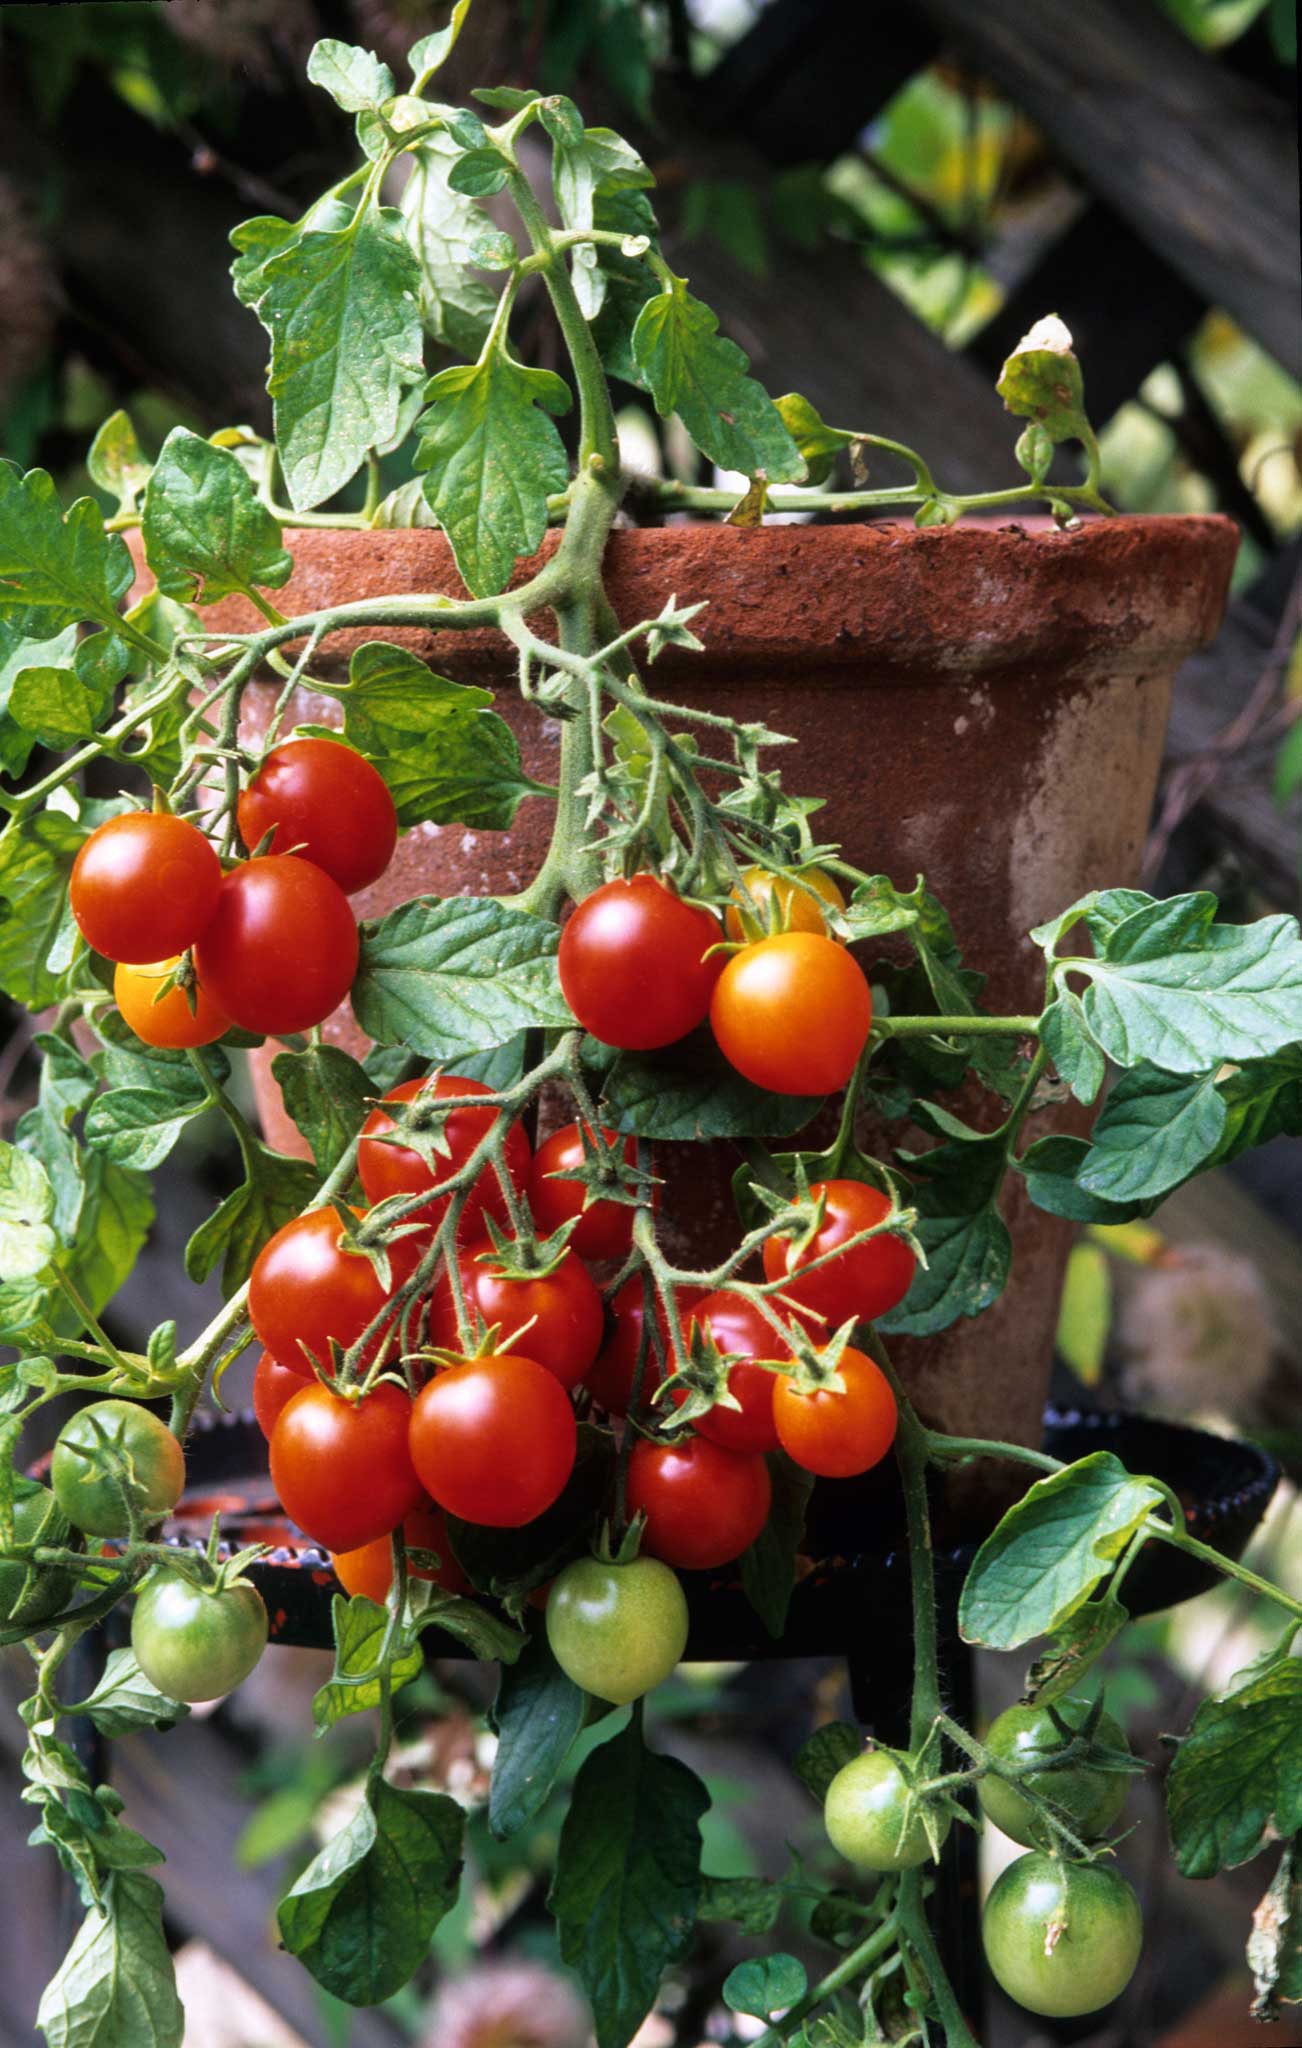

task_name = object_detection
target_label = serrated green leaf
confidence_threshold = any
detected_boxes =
[397,135,498,357]
[61,1153,154,1320]
[272,1044,372,1176]
[184,1140,316,1296]
[82,1084,209,1174]
[488,1630,586,1839]
[697,1873,783,1935]
[141,429,292,605]
[0,463,134,636]
[997,317,1091,446]
[306,38,394,112]
[1168,1657,1302,1877]
[773,393,855,486]
[631,276,803,481]
[879,1111,1011,1338]
[37,1871,182,2048]
[1076,1064,1225,1203]
[65,1650,189,1737]
[1208,1049,1302,1169]
[593,1038,819,1141]
[794,1722,861,1802]
[312,1594,424,1734]
[1022,1590,1130,1707]
[8,665,113,750]
[1072,894,1302,1074]
[1040,990,1107,1105]
[239,206,424,510]
[0,809,92,1009]
[959,1452,1164,1650]
[1016,1134,1154,1226]
[353,894,570,1060]
[0,1140,56,1281]
[87,411,152,516]
[409,0,474,81]
[550,1716,707,2048]
[741,1452,813,1640]
[0,619,79,777]
[415,347,571,597]
[278,1777,463,2005]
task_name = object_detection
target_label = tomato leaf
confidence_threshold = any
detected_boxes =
[551,122,653,318]
[1249,1840,1302,2018]
[0,621,80,778]
[725,1953,808,2020]
[1015,1135,1156,1226]
[488,1630,586,1839]
[353,894,571,1061]
[8,665,115,752]
[1075,1064,1226,1203]
[1168,1657,1302,1878]
[1022,1589,1131,1707]
[141,430,292,605]
[64,1649,189,1737]
[83,1082,210,1174]
[793,1722,860,1802]
[698,1873,784,1935]
[592,1036,819,1142]
[397,134,498,356]
[272,1045,373,1176]
[741,1452,813,1640]
[184,1140,316,1296]
[1067,892,1302,1074]
[312,1594,424,1735]
[879,1107,1011,1338]
[0,808,90,1009]
[236,206,424,511]
[631,275,803,481]
[415,348,571,598]
[997,316,1092,447]
[306,38,394,112]
[0,1140,56,1282]
[278,1776,463,2005]
[549,1715,708,2048]
[0,464,134,638]
[1039,990,1106,1106]
[37,1871,183,2048]
[61,1153,154,1322]
[959,1452,1165,1650]
[589,188,661,387]
[320,642,542,830]
[87,411,152,516]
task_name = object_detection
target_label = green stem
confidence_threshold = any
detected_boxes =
[897,1870,982,2048]
[924,1432,1062,1476]
[868,1332,943,1744]
[879,1013,1040,1039]
[503,169,620,472]
[48,1271,144,1384]
[1143,1520,1302,1622]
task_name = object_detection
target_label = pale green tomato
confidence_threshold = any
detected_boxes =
[52,1400,185,1536]
[978,1699,1130,1848]
[982,1852,1142,2017]
[132,1572,268,1702]
[546,1555,689,1705]
[0,1480,75,1629]
[824,1749,950,1871]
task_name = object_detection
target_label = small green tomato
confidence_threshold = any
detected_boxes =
[131,1571,268,1703]
[982,1851,1142,2017]
[0,1479,76,1629]
[823,1748,950,1871]
[545,1554,689,1705]
[51,1400,185,1537]
[978,1698,1130,1848]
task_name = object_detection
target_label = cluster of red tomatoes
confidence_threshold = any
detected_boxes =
[559,865,872,1095]
[68,736,396,1046]
[248,1061,914,1595]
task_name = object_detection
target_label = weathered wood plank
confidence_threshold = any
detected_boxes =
[916,0,1301,378]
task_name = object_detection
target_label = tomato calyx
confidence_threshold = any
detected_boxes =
[474,1210,581,1282]
[536,1123,657,1217]
[659,1318,785,1432]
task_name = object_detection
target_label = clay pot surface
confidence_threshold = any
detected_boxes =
[136,516,1237,1448]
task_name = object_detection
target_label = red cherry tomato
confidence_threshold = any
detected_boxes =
[558,874,723,1050]
[270,1381,425,1552]
[711,932,872,1095]
[331,1504,468,1602]
[114,957,230,1049]
[409,1353,577,1528]
[625,1435,771,1571]
[251,1348,302,1440]
[528,1122,649,1262]
[585,1279,704,1415]
[70,812,222,964]
[237,737,398,896]
[762,1179,916,1326]
[773,1345,898,1478]
[672,1291,790,1455]
[428,1241,603,1390]
[194,855,357,1036]
[358,1076,531,1237]
[249,1206,416,1379]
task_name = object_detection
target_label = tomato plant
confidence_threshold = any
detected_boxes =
[70,811,222,963]
[558,874,723,1049]
[113,957,231,1049]
[409,1351,578,1527]
[0,26,1297,2048]
[194,854,358,1035]
[546,1555,690,1704]
[131,1570,268,1703]
[269,1382,425,1552]
[762,1177,916,1325]
[237,737,397,894]
[357,1075,531,1235]
[711,932,873,1094]
[982,1853,1143,2017]
[428,1239,604,1388]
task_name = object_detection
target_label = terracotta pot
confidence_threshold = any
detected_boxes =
[140,516,1237,1450]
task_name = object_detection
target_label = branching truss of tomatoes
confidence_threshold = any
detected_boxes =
[3,17,1302,2048]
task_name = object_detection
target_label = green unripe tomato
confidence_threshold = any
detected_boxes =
[982,1852,1142,2017]
[978,1698,1130,1848]
[0,1479,76,1629]
[131,1571,268,1703]
[823,1748,950,1871]
[545,1554,689,1705]
[51,1400,185,1537]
